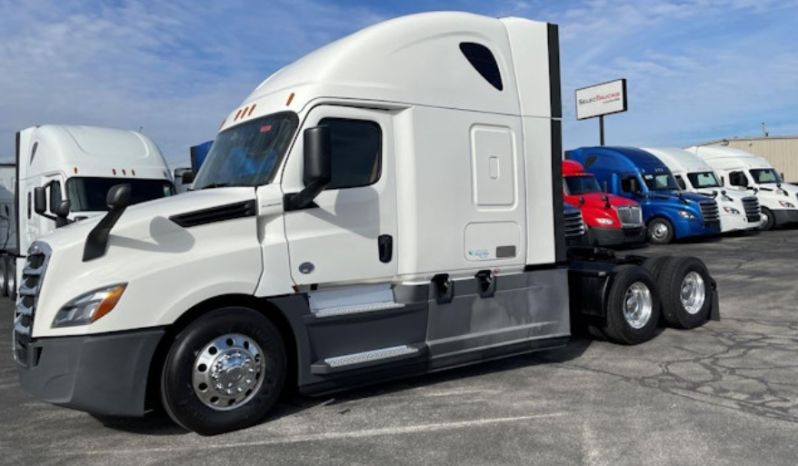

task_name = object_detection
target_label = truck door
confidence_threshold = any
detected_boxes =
[282,106,398,286]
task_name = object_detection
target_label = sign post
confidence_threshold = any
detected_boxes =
[575,79,628,146]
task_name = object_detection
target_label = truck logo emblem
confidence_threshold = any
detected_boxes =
[299,262,314,274]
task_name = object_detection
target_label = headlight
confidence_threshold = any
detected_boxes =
[779,201,795,208]
[678,210,696,219]
[52,284,127,328]
[723,207,741,215]
[595,218,614,225]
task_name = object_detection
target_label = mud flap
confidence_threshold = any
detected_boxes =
[709,278,720,321]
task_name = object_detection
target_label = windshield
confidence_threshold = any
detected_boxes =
[686,171,721,189]
[564,175,602,195]
[750,168,782,184]
[66,177,175,212]
[192,112,298,189]
[642,173,680,191]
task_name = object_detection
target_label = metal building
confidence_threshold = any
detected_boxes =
[692,136,798,183]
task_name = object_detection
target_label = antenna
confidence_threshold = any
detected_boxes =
[761,122,769,137]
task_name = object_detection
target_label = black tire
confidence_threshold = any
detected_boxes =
[0,257,8,298]
[642,255,672,281]
[759,207,775,231]
[160,308,287,436]
[8,259,16,300]
[647,218,675,244]
[602,265,661,345]
[657,256,713,329]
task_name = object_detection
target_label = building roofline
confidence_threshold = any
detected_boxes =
[692,135,798,147]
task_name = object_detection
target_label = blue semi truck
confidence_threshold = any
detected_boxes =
[566,147,721,244]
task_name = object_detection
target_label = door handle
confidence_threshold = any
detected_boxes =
[378,235,392,263]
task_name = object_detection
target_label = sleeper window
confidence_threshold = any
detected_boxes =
[319,118,382,190]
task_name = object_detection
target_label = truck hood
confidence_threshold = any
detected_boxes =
[39,187,258,251]
[574,193,638,210]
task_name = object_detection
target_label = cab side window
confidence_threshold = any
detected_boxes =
[729,171,748,187]
[319,118,382,190]
[620,176,639,194]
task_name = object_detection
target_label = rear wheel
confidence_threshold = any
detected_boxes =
[0,257,7,297]
[160,307,286,435]
[759,207,775,231]
[647,218,674,244]
[657,256,712,329]
[602,265,661,345]
[8,260,16,300]
[642,255,672,281]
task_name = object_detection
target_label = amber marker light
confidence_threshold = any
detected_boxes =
[286,92,295,106]
[92,285,127,322]
[248,104,257,116]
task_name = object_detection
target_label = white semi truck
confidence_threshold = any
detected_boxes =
[14,12,719,435]
[686,145,798,230]
[1,125,177,299]
[643,147,762,233]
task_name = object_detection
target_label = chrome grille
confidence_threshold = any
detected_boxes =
[564,209,586,238]
[742,196,761,223]
[13,242,51,365]
[617,205,643,227]
[699,200,720,224]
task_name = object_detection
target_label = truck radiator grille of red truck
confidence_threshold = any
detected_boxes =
[617,205,643,227]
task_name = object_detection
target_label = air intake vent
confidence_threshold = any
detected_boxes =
[563,209,586,238]
[14,242,52,366]
[742,196,761,223]
[699,200,720,226]
[170,200,257,228]
[617,205,643,227]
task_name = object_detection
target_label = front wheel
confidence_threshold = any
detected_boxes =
[759,207,775,231]
[647,218,674,244]
[602,265,662,345]
[160,307,287,435]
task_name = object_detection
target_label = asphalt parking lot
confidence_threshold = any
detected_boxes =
[2,229,797,466]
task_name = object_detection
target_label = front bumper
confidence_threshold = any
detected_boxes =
[15,328,164,417]
[589,226,646,247]
[772,209,798,226]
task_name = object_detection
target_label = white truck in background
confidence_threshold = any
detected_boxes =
[14,12,719,436]
[686,145,798,230]
[643,147,762,233]
[0,125,177,298]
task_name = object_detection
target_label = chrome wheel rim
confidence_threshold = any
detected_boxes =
[651,222,669,241]
[680,271,706,315]
[624,282,653,329]
[193,333,266,411]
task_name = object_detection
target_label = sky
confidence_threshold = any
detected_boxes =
[1,0,796,167]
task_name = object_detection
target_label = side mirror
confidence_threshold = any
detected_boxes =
[286,126,332,211]
[578,197,585,206]
[54,200,71,228]
[603,181,608,193]
[629,178,640,194]
[303,126,332,187]
[34,187,47,215]
[107,184,131,210]
[181,171,195,184]
[720,176,725,186]
[53,199,71,217]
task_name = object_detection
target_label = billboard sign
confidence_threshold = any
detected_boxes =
[575,79,627,120]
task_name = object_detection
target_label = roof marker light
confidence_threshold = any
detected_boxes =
[73,167,78,174]
[248,104,257,116]
[122,169,127,175]
[112,169,117,175]
[286,92,295,106]
[234,109,243,121]
[132,169,136,176]
[219,119,226,130]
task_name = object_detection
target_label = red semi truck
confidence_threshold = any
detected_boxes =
[562,160,646,247]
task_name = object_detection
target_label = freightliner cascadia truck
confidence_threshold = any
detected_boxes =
[686,145,798,230]
[643,147,761,233]
[0,125,176,299]
[14,12,719,435]
[562,160,645,247]
[566,146,721,244]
